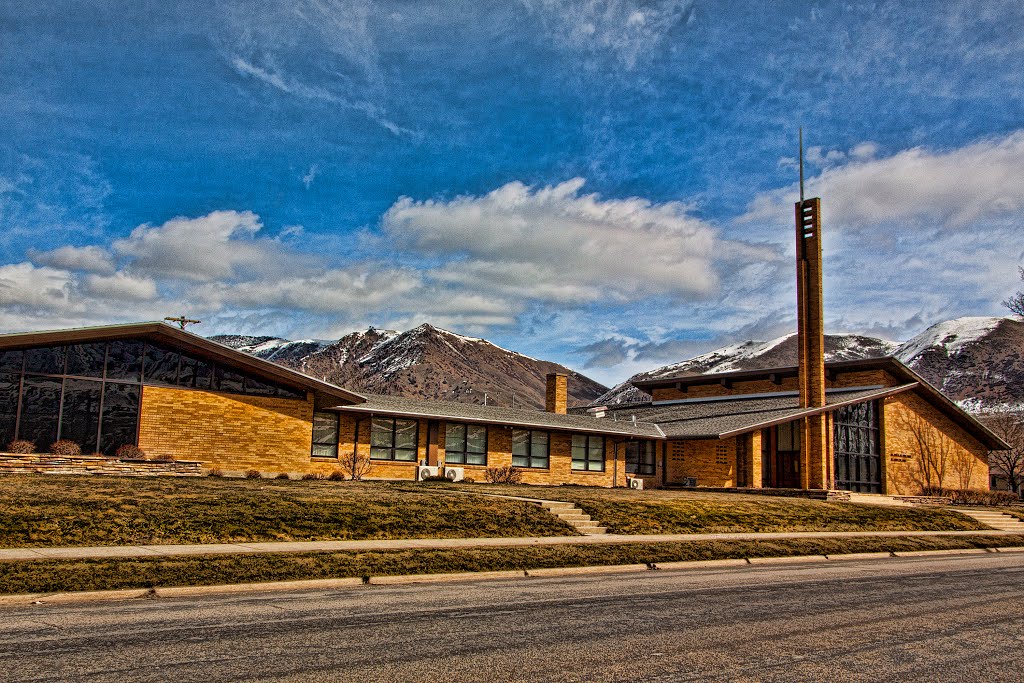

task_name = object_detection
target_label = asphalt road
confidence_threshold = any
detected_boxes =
[2,554,1023,682]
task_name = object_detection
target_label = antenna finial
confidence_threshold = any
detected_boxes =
[799,127,805,203]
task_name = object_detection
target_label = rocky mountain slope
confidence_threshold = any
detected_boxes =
[592,317,1024,411]
[212,324,607,409]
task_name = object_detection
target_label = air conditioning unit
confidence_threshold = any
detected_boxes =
[628,477,644,490]
[682,477,697,487]
[417,466,439,481]
[444,467,465,482]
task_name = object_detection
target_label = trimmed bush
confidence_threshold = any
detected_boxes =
[6,440,35,454]
[115,444,146,460]
[301,472,325,480]
[327,470,346,481]
[207,468,224,478]
[276,472,292,480]
[921,486,1021,506]
[485,465,522,484]
[245,469,262,479]
[49,440,82,456]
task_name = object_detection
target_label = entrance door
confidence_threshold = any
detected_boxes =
[762,421,803,489]
[775,451,800,488]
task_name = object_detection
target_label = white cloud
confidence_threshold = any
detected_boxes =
[381,178,736,305]
[28,245,115,275]
[743,131,1024,232]
[521,0,695,69]
[301,164,319,189]
[0,263,73,310]
[81,272,158,302]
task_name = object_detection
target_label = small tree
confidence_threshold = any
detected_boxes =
[981,411,1024,496]
[1002,266,1024,316]
[894,411,955,493]
[340,447,373,481]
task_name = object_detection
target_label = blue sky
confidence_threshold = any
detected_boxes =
[2,0,1024,385]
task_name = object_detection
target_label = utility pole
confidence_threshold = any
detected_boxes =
[164,316,201,330]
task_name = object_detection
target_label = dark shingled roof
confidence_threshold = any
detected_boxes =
[331,393,664,438]
[592,385,918,439]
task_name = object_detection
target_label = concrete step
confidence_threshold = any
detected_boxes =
[846,493,914,507]
[535,499,609,534]
[579,526,608,535]
[952,509,1024,531]
[556,513,592,522]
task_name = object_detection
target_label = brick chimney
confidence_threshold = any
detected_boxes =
[545,373,567,414]
[795,196,830,489]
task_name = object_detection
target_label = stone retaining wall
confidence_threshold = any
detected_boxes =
[0,453,204,477]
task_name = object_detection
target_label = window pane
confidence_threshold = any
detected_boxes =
[371,418,393,448]
[19,376,62,451]
[100,383,140,456]
[512,429,529,456]
[105,340,143,382]
[394,419,417,450]
[312,412,339,448]
[446,423,465,450]
[177,354,200,388]
[0,350,24,372]
[446,450,467,464]
[533,456,549,469]
[625,442,639,474]
[311,443,337,458]
[467,451,487,465]
[243,375,279,397]
[511,455,529,467]
[25,346,66,375]
[60,379,102,453]
[65,343,106,378]
[588,436,604,460]
[0,372,19,448]
[370,446,392,460]
[466,425,487,453]
[394,447,417,461]
[531,431,548,453]
[214,366,244,393]
[144,343,180,385]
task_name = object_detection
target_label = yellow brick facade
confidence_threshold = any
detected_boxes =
[882,392,990,495]
[138,385,317,473]
[665,437,739,487]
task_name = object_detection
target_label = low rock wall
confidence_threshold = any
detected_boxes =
[0,453,204,477]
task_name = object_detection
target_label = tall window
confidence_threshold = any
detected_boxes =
[625,441,656,476]
[311,411,340,458]
[370,417,418,461]
[512,429,549,468]
[445,422,487,465]
[572,434,605,472]
[833,401,881,493]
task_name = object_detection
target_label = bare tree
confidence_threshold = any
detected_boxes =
[951,447,980,490]
[1003,266,1024,316]
[981,411,1024,496]
[894,411,955,493]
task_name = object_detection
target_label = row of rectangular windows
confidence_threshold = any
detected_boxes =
[310,413,658,474]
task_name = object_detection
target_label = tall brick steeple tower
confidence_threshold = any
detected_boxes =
[795,131,831,489]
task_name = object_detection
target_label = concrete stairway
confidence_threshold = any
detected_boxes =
[952,509,1024,532]
[538,500,607,535]
[846,492,914,507]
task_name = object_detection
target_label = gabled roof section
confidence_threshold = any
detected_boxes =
[0,322,365,404]
[596,385,916,439]
[331,393,664,439]
[629,356,1007,450]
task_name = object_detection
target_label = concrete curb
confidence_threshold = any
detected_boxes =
[4,545,1021,607]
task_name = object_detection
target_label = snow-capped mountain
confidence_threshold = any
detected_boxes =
[592,317,1024,411]
[895,316,1024,411]
[212,324,607,409]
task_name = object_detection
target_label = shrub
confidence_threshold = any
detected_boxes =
[421,475,452,482]
[49,440,82,456]
[301,472,325,480]
[276,472,292,480]
[115,444,146,460]
[921,486,1021,506]
[207,468,224,478]
[327,470,346,481]
[6,439,35,454]
[485,465,522,484]
[245,469,263,479]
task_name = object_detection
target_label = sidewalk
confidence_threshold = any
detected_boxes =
[1,529,1019,562]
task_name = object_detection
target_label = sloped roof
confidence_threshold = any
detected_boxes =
[0,321,364,404]
[595,385,918,439]
[331,393,664,438]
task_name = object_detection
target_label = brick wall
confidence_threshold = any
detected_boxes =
[883,392,990,495]
[138,385,316,473]
[665,437,738,487]
[0,452,203,477]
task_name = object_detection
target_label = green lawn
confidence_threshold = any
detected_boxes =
[0,475,576,548]
[2,534,1021,595]
[443,483,990,534]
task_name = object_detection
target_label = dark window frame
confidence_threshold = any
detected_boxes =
[311,411,340,459]
[444,422,488,466]
[571,434,606,472]
[511,429,549,469]
[625,440,656,476]
[370,416,419,461]
[833,400,882,494]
